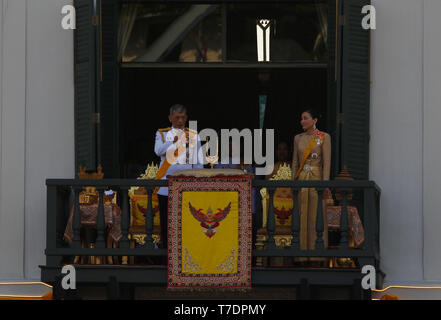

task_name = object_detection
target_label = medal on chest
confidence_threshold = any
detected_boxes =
[313,130,325,146]
[315,137,322,145]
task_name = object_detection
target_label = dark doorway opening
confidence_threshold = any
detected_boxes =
[119,67,327,178]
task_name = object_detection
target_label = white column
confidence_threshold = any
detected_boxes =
[423,0,441,281]
[0,0,27,279]
[370,0,424,283]
[24,0,74,279]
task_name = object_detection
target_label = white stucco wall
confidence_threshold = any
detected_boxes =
[370,0,424,284]
[422,0,441,282]
[0,0,440,289]
[0,0,74,280]
[0,0,26,279]
[24,0,74,279]
[371,0,441,287]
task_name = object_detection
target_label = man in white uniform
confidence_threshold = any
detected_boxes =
[154,104,203,249]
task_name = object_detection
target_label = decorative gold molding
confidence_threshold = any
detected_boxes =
[129,233,160,246]
[256,234,293,248]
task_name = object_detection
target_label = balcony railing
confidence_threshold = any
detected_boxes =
[41,178,381,299]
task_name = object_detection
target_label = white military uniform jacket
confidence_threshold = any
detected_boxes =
[154,126,203,196]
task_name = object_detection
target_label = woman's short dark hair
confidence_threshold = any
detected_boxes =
[302,109,321,120]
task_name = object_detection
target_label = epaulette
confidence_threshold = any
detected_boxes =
[185,128,198,139]
[158,127,171,143]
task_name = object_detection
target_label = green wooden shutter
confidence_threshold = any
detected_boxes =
[327,0,343,179]
[98,0,119,178]
[340,0,371,180]
[74,0,97,172]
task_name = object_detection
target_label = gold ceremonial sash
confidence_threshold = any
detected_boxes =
[153,129,195,194]
[294,132,324,180]
[153,159,172,187]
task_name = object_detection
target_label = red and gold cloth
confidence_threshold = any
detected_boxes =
[167,175,252,290]
[327,205,365,247]
[129,194,160,227]
[64,203,121,243]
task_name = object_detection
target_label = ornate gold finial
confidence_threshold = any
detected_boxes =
[129,163,159,195]
[336,165,352,180]
[335,165,354,203]
[260,163,292,199]
[143,162,159,179]
[270,162,292,181]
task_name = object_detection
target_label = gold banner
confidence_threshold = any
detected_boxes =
[181,191,238,274]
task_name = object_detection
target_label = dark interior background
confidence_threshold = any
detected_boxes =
[119,67,327,178]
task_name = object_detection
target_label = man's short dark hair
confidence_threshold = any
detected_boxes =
[170,104,187,115]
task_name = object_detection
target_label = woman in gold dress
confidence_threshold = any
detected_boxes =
[292,110,331,265]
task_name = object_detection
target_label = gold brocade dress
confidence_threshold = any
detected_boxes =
[292,131,331,255]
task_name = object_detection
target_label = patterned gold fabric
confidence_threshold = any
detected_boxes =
[64,203,122,243]
[298,166,328,250]
[327,205,365,247]
[292,131,331,180]
[292,131,331,253]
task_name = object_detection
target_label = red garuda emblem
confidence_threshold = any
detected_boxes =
[274,206,292,225]
[188,202,231,238]
[137,203,160,217]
